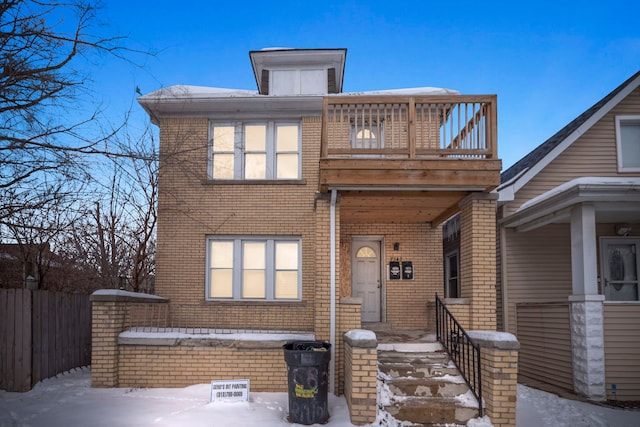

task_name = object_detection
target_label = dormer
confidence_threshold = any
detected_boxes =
[249,48,346,96]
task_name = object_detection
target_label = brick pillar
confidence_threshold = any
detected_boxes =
[336,298,362,395]
[90,290,169,388]
[344,330,377,425]
[460,193,498,330]
[469,331,519,427]
[90,300,127,387]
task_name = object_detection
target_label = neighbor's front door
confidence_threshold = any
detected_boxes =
[351,239,381,322]
[602,238,640,301]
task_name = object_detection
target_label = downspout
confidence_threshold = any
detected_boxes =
[329,188,337,394]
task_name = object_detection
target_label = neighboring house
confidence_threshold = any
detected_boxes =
[107,48,501,395]
[496,70,640,402]
[0,243,72,291]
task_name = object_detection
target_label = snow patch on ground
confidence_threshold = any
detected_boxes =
[1,369,639,426]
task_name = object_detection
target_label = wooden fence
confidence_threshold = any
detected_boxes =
[0,289,91,392]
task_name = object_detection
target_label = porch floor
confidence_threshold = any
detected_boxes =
[363,323,437,345]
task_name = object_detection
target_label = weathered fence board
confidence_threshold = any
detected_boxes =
[0,289,91,392]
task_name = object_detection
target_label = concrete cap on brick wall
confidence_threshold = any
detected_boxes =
[344,329,377,348]
[90,289,169,304]
[468,330,520,350]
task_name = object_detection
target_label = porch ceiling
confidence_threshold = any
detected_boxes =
[338,190,468,225]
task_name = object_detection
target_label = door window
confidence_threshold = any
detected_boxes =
[601,238,639,301]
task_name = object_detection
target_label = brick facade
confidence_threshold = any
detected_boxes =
[154,117,321,329]
[341,222,443,329]
[460,194,498,330]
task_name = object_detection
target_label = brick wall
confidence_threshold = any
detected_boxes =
[118,343,288,391]
[443,298,471,331]
[460,194,498,330]
[341,222,442,329]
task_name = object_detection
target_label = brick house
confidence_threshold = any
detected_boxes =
[91,48,504,419]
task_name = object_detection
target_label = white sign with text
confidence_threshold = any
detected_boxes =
[210,379,250,402]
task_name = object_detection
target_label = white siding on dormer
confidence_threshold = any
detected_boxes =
[271,69,327,95]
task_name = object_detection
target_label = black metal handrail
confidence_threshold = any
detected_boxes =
[435,295,483,416]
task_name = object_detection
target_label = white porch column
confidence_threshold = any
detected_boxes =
[570,203,598,295]
[569,204,605,401]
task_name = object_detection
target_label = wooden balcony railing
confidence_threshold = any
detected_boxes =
[321,95,497,160]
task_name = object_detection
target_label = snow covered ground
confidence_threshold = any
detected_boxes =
[0,368,638,426]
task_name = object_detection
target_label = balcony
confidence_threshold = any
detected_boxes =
[319,95,502,224]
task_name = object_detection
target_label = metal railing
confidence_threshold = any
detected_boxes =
[435,295,483,416]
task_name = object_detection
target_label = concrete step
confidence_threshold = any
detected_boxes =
[379,362,461,379]
[383,396,479,426]
[385,377,469,398]
[378,350,450,365]
[377,342,481,426]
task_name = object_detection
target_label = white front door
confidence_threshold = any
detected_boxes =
[351,240,381,322]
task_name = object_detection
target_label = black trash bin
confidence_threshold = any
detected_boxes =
[283,341,331,425]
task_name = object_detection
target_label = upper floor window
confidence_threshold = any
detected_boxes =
[615,115,640,172]
[210,122,300,180]
[207,237,301,301]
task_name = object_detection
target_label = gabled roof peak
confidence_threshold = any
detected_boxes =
[499,69,640,195]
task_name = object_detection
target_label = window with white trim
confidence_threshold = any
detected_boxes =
[207,237,301,301]
[209,122,300,180]
[615,115,640,172]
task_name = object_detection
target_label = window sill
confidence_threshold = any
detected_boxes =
[201,179,307,185]
[203,300,307,306]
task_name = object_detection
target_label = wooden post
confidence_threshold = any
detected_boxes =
[408,97,416,158]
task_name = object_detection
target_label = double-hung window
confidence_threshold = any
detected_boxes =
[615,115,640,172]
[210,122,300,180]
[207,237,301,301]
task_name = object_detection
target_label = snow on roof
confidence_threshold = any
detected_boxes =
[519,177,640,211]
[140,85,460,101]
[139,85,259,100]
[340,87,460,96]
[260,47,294,51]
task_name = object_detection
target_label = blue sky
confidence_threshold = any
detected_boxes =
[91,0,640,169]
